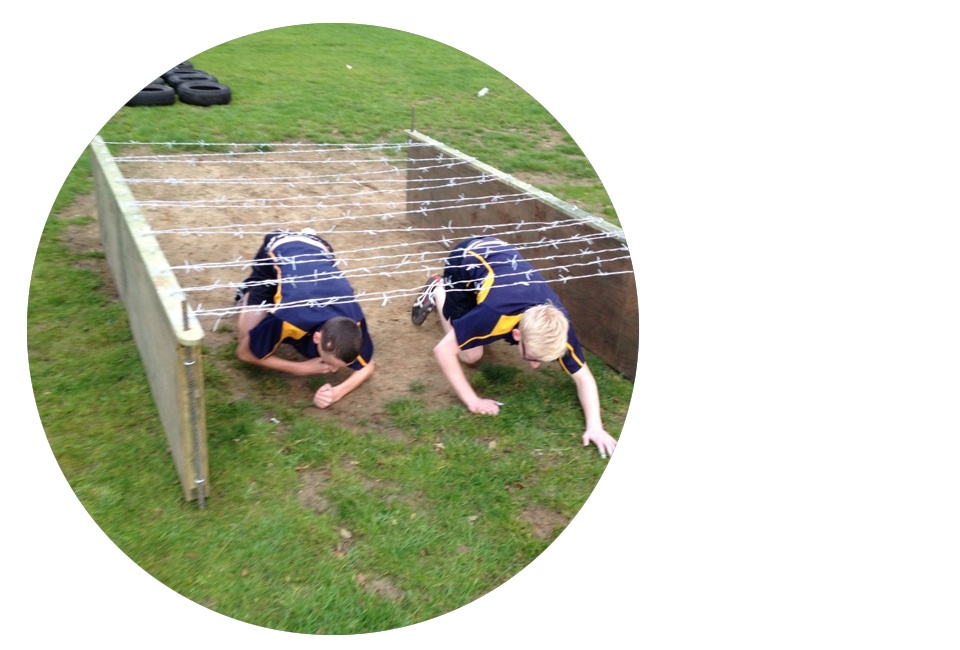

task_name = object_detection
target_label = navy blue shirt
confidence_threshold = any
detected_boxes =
[247,237,373,371]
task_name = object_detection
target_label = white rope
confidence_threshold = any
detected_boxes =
[132,175,503,207]
[114,151,466,167]
[172,228,623,275]
[104,140,433,158]
[124,169,484,187]
[121,158,477,188]
[107,139,633,323]
[193,269,635,318]
[140,192,528,213]
[166,221,575,261]
[181,248,632,296]
[140,194,541,237]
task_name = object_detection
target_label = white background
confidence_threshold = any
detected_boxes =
[5,2,959,648]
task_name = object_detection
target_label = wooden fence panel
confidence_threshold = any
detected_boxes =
[89,136,208,502]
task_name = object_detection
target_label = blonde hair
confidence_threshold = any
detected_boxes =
[518,303,569,361]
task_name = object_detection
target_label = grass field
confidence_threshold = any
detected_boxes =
[28,23,635,635]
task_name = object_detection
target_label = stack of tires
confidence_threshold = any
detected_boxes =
[126,61,232,107]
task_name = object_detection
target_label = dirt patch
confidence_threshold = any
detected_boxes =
[62,144,542,429]
[356,573,405,602]
[520,504,570,540]
[297,468,335,515]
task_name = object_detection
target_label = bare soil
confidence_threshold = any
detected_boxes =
[62,147,540,431]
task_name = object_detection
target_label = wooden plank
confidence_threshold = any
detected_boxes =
[89,136,208,501]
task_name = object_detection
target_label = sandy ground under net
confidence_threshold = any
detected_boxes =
[67,145,544,430]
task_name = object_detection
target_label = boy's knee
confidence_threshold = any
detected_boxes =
[458,347,483,366]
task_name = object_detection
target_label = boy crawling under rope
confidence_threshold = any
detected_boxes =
[235,229,375,409]
[411,236,617,458]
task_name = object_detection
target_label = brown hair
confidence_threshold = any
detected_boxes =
[318,317,363,363]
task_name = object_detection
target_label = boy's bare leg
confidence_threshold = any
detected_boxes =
[236,293,267,341]
[432,280,451,335]
[433,281,483,365]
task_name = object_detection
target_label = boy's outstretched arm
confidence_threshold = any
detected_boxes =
[433,330,500,415]
[571,364,617,458]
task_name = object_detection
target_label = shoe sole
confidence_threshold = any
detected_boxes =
[411,303,433,326]
[411,277,441,326]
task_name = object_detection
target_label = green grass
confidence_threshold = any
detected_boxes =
[29,23,633,634]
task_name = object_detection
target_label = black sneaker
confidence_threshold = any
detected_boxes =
[411,275,443,326]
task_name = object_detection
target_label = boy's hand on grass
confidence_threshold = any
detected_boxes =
[467,397,501,416]
[583,426,617,459]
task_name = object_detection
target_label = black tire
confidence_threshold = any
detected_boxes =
[162,64,196,81]
[126,83,176,107]
[176,81,231,106]
[165,71,218,88]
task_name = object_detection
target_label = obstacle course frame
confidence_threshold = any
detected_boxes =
[88,131,637,503]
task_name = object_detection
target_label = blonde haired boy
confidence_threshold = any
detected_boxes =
[412,236,617,458]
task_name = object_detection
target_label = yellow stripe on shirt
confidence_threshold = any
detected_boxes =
[262,321,310,357]
[557,343,584,375]
[268,249,284,305]
[459,314,522,349]
[351,320,369,367]
[467,250,497,304]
